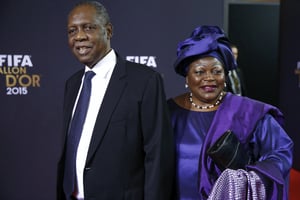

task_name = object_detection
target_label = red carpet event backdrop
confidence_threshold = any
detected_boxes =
[0,0,299,199]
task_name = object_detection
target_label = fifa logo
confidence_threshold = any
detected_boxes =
[0,54,41,95]
[126,56,157,68]
[0,54,33,67]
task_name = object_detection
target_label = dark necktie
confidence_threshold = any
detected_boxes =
[63,71,95,198]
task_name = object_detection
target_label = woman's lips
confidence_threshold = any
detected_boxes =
[201,85,217,92]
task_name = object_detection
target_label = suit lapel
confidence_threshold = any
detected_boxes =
[63,70,85,136]
[86,57,127,164]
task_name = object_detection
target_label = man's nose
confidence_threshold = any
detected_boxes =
[75,29,87,41]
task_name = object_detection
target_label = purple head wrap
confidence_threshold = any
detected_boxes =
[174,25,237,76]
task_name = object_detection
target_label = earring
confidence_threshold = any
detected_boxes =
[224,82,227,88]
[185,83,188,88]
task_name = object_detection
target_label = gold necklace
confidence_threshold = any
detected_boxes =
[189,91,225,109]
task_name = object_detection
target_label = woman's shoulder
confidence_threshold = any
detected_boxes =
[167,93,187,110]
[168,93,189,108]
[174,93,187,103]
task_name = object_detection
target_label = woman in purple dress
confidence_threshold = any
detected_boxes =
[168,25,293,200]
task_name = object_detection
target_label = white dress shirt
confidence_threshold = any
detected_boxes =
[71,50,116,199]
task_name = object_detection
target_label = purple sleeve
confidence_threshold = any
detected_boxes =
[246,114,293,200]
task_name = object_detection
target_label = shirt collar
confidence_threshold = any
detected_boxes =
[84,49,116,79]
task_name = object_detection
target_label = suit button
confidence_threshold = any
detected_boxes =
[85,167,91,171]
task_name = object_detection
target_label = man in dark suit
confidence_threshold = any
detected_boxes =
[57,1,174,200]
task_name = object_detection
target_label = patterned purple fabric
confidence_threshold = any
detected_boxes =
[208,169,266,200]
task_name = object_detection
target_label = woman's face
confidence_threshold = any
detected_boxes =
[186,56,226,105]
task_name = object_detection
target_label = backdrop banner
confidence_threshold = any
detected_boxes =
[0,0,224,199]
[1,1,298,199]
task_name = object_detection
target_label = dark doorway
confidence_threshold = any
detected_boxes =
[227,2,280,106]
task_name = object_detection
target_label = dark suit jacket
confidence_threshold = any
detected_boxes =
[57,54,174,200]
